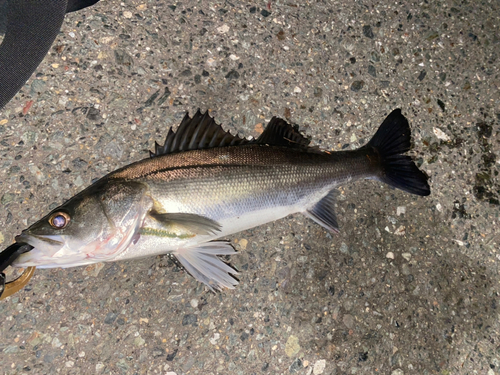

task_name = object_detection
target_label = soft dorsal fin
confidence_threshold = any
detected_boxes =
[255,117,311,150]
[150,110,250,157]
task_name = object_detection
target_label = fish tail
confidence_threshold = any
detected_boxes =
[366,109,430,196]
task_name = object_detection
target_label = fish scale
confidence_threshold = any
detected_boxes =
[114,146,372,217]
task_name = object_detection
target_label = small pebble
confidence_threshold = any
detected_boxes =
[104,312,118,324]
[350,80,364,91]
[386,252,395,259]
[209,333,220,345]
[239,238,248,250]
[433,127,450,141]
[29,165,45,182]
[362,25,374,39]
[83,263,105,277]
[393,226,406,236]
[313,359,326,374]
[417,70,427,81]
[401,263,411,275]
[285,335,300,357]
[134,336,145,347]
[74,175,84,187]
[51,337,62,348]
[217,24,229,33]
[167,294,183,303]
[254,123,264,134]
[182,314,197,326]
[343,314,354,329]
[339,242,349,254]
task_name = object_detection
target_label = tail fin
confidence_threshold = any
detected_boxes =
[366,109,430,196]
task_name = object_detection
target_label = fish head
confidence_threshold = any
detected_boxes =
[14,180,152,267]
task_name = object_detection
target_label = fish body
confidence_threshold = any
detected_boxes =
[113,144,374,254]
[12,109,430,290]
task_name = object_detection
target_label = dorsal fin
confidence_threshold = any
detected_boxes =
[150,110,250,157]
[150,110,318,158]
[255,117,311,150]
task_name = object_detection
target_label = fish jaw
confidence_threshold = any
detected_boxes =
[13,232,90,268]
[15,234,64,257]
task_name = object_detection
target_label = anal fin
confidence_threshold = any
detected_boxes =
[173,241,238,291]
[305,190,339,233]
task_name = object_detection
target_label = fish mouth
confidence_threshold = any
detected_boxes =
[15,233,64,255]
[20,234,63,245]
[12,233,75,268]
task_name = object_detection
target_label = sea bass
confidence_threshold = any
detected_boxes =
[10,109,429,291]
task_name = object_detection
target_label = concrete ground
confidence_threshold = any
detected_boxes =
[1,0,499,374]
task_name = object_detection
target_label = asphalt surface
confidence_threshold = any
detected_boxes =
[1,0,499,374]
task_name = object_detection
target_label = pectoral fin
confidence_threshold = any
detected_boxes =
[305,190,340,233]
[173,241,238,291]
[148,212,221,235]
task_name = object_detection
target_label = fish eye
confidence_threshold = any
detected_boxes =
[49,212,70,229]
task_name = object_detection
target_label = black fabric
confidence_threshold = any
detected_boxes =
[66,0,100,13]
[0,0,100,111]
[0,0,8,35]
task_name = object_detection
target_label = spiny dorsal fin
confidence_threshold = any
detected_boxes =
[255,117,312,150]
[150,110,249,157]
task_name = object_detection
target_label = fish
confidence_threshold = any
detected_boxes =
[5,108,430,292]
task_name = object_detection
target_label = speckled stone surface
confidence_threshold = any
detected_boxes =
[1,1,499,374]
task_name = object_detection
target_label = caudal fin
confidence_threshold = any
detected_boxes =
[366,109,430,196]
